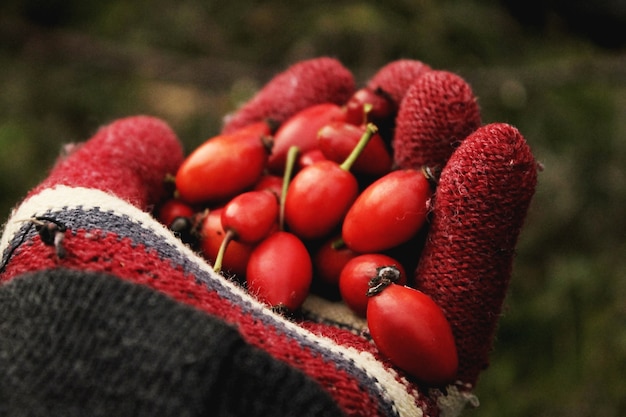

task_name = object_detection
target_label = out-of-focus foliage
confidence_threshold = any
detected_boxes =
[1,1,625,416]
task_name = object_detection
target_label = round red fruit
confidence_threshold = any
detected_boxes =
[339,254,406,317]
[221,190,279,244]
[298,149,327,170]
[253,174,284,200]
[246,231,312,312]
[200,208,255,278]
[157,198,195,227]
[344,87,395,125]
[318,122,392,177]
[285,160,359,240]
[313,237,358,286]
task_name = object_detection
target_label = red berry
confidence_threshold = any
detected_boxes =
[339,254,406,317]
[253,174,284,199]
[284,160,359,240]
[221,190,279,244]
[313,236,358,286]
[342,169,431,253]
[317,122,392,177]
[344,87,395,126]
[284,124,378,240]
[157,198,195,227]
[200,208,255,278]
[367,282,458,385]
[298,149,327,170]
[268,103,345,173]
[176,122,272,204]
[246,231,313,312]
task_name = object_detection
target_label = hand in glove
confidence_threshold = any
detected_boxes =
[0,58,538,417]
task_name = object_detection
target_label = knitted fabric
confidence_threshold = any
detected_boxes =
[392,70,482,170]
[415,123,538,386]
[222,57,355,134]
[0,268,342,417]
[29,115,183,210]
[0,116,482,417]
[366,59,432,108]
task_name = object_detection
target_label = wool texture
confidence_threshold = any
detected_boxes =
[392,70,482,170]
[414,123,538,386]
[29,115,183,211]
[366,59,432,107]
[0,268,343,417]
[222,57,355,134]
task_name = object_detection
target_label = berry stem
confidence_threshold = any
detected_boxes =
[280,146,299,231]
[367,265,401,297]
[339,123,378,172]
[213,229,236,274]
[330,236,346,250]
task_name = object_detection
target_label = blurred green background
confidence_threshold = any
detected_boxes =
[1,1,625,415]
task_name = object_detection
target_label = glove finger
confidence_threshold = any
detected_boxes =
[366,59,432,108]
[415,122,538,386]
[28,115,183,211]
[392,70,482,170]
[222,57,355,134]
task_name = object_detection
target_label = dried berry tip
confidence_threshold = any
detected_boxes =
[367,265,401,297]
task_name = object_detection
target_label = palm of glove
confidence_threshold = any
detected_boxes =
[0,58,537,417]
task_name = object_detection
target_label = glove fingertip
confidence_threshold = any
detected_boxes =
[392,70,482,170]
[29,115,183,210]
[222,57,355,134]
[366,58,432,107]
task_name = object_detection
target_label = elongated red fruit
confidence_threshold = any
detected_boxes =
[246,231,313,312]
[366,59,432,108]
[367,283,458,385]
[30,116,183,210]
[222,57,355,134]
[175,122,271,204]
[342,169,431,253]
[414,123,538,386]
[392,70,481,170]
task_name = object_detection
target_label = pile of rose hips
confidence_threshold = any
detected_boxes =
[155,81,458,386]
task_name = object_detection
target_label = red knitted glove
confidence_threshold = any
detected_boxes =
[0,58,538,417]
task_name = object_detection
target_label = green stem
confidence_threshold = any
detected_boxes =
[339,122,378,172]
[361,103,373,125]
[330,236,346,250]
[280,146,299,231]
[213,229,235,274]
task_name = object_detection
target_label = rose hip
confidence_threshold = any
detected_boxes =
[268,103,345,174]
[339,254,407,317]
[342,168,431,253]
[284,124,378,240]
[317,122,392,177]
[246,231,313,312]
[175,122,272,204]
